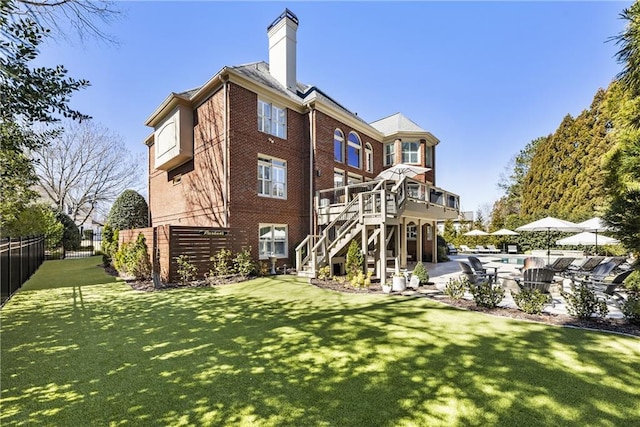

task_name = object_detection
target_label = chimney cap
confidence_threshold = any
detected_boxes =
[267,8,299,32]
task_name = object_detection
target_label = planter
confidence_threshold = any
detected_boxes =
[382,283,393,294]
[392,276,406,292]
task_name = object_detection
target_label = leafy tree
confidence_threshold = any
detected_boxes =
[1,204,63,246]
[106,190,149,230]
[55,210,81,250]
[345,240,363,281]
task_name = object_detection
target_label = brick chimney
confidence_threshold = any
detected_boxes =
[267,9,299,93]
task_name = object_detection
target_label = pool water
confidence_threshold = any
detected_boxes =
[500,257,525,265]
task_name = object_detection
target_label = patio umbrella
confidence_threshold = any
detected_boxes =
[556,231,620,246]
[491,228,519,253]
[577,217,612,254]
[515,216,583,264]
[463,229,489,246]
[376,163,431,181]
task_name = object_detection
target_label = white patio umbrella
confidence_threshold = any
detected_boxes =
[463,229,489,246]
[556,231,620,246]
[577,217,612,254]
[491,229,519,253]
[516,216,583,264]
[376,164,431,181]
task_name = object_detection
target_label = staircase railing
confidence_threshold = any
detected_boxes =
[295,234,320,273]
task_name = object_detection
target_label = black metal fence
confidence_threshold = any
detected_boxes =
[45,230,103,260]
[1,236,45,305]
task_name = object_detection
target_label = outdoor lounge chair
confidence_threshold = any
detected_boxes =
[591,269,634,297]
[486,244,501,254]
[458,261,495,285]
[507,245,518,254]
[572,260,618,283]
[547,257,576,274]
[467,256,487,275]
[476,245,491,253]
[459,245,475,253]
[563,256,604,277]
[514,267,556,293]
[446,243,458,255]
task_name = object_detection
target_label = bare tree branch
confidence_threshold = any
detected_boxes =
[31,120,145,225]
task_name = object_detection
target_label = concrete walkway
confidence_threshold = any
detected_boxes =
[406,255,625,319]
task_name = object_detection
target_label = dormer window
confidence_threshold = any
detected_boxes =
[258,99,287,139]
[401,141,419,164]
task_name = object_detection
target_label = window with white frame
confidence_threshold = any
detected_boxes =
[347,173,362,185]
[425,145,433,167]
[384,143,395,166]
[407,223,417,240]
[407,182,421,199]
[365,143,373,173]
[401,141,420,164]
[334,169,345,188]
[334,129,344,162]
[258,156,287,199]
[259,224,287,258]
[258,99,287,139]
[347,132,361,168]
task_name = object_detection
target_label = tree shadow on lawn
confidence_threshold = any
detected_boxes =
[1,276,639,426]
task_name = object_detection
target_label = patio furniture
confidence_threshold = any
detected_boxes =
[468,256,487,275]
[459,245,475,253]
[562,256,605,278]
[458,261,496,285]
[485,244,501,254]
[546,257,576,274]
[592,269,634,298]
[446,243,458,255]
[476,245,491,253]
[514,267,556,293]
[507,245,518,254]
[572,261,618,284]
[521,257,545,271]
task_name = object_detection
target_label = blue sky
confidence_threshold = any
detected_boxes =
[38,1,631,215]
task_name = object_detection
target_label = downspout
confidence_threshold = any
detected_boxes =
[219,74,229,228]
[308,105,316,235]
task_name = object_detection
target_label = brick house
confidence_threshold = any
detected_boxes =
[144,9,459,280]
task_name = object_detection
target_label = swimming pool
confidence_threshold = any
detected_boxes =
[500,257,525,265]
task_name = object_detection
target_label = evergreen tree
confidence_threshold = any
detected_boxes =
[107,190,149,230]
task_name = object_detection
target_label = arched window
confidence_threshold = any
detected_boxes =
[347,132,361,168]
[334,129,344,162]
[365,143,373,173]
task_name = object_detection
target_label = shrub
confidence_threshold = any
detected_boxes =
[210,248,234,277]
[175,254,197,285]
[55,211,81,251]
[233,247,255,277]
[113,233,151,280]
[412,262,429,284]
[621,295,640,325]
[101,224,118,266]
[512,288,551,315]
[256,261,270,277]
[349,271,372,289]
[317,265,331,281]
[107,190,149,230]
[468,280,505,308]
[561,283,609,319]
[345,240,363,281]
[444,277,467,300]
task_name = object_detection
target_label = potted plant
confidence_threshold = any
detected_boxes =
[392,272,406,292]
[382,282,393,294]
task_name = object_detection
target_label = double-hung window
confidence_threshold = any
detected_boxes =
[258,99,287,139]
[365,143,373,173]
[259,224,287,258]
[258,156,287,199]
[401,141,420,164]
[384,143,395,166]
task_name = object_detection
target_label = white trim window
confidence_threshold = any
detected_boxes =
[258,99,287,139]
[347,132,361,168]
[401,141,420,164]
[384,143,395,166]
[407,223,417,240]
[334,169,345,188]
[347,173,362,185]
[334,129,344,162]
[259,224,288,258]
[425,145,433,167]
[258,156,287,199]
[365,143,373,173]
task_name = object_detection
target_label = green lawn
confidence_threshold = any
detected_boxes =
[1,258,639,426]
